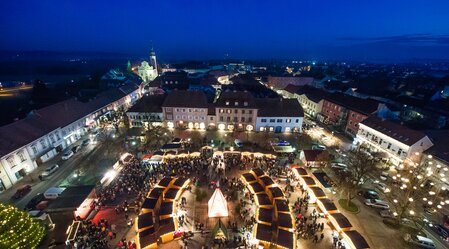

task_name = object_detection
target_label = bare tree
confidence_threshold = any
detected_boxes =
[333,149,379,206]
[145,125,171,151]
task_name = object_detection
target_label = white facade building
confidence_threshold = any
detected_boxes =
[255,98,304,133]
[162,91,209,129]
[0,84,142,191]
[137,49,158,83]
[355,116,433,166]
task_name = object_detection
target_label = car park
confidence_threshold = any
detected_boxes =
[234,139,243,148]
[358,190,379,199]
[364,199,390,209]
[25,193,45,210]
[12,185,32,199]
[374,181,387,193]
[404,234,436,249]
[62,150,74,160]
[331,162,348,170]
[40,164,59,178]
[270,140,290,146]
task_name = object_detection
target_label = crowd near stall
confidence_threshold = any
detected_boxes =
[291,165,370,249]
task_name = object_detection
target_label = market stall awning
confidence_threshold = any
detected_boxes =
[255,223,273,243]
[160,201,174,216]
[141,154,153,161]
[277,212,293,229]
[343,230,370,249]
[148,187,165,199]
[316,198,338,214]
[275,199,290,213]
[164,188,180,200]
[292,167,308,176]
[309,187,326,199]
[249,182,264,194]
[257,207,273,225]
[141,198,158,210]
[267,186,284,199]
[241,173,257,183]
[137,212,154,231]
[251,168,265,178]
[329,213,353,232]
[158,177,174,187]
[158,217,176,236]
[300,176,316,186]
[256,193,272,207]
[172,178,189,188]
[276,228,295,249]
[259,175,275,187]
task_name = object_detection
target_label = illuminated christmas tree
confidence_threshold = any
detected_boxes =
[0,203,45,249]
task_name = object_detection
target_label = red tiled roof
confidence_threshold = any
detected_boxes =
[360,116,428,146]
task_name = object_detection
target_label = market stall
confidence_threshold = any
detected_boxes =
[328,213,353,232]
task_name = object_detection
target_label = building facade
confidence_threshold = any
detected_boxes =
[255,98,304,133]
[137,49,158,83]
[355,116,433,166]
[126,95,165,128]
[0,85,142,191]
[162,91,209,129]
[214,91,258,131]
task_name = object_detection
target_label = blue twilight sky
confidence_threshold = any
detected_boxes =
[1,0,449,61]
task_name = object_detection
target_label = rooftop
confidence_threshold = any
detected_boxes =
[360,116,428,146]
[127,94,165,113]
[215,91,257,108]
[256,98,304,117]
[325,92,379,115]
[162,90,208,108]
[297,85,329,103]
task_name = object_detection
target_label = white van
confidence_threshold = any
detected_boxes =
[44,187,65,199]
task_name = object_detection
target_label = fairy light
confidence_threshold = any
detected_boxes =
[0,203,45,248]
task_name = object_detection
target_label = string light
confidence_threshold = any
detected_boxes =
[0,203,45,248]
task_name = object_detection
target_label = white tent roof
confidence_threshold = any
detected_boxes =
[208,188,229,218]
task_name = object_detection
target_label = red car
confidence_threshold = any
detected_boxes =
[12,185,32,199]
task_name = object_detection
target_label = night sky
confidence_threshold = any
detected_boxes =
[1,0,449,61]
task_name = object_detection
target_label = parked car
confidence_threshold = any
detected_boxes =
[82,139,90,146]
[331,162,348,170]
[44,187,65,199]
[12,185,32,199]
[312,144,326,150]
[234,139,243,148]
[432,224,449,241]
[62,151,74,160]
[379,209,395,218]
[72,145,81,153]
[28,210,47,221]
[358,190,379,200]
[270,140,290,146]
[364,199,390,209]
[404,234,436,249]
[380,171,389,181]
[25,193,45,210]
[375,181,387,193]
[40,164,59,178]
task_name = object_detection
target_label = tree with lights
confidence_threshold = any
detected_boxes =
[383,156,446,226]
[0,203,45,248]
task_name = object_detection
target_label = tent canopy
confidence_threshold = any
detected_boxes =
[211,219,229,240]
[208,188,229,218]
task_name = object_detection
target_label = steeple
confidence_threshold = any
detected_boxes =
[127,60,132,72]
[149,47,157,69]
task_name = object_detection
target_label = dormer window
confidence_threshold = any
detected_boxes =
[244,101,248,106]
[234,101,238,106]
[225,101,229,106]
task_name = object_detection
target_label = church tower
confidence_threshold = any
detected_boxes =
[150,48,157,69]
